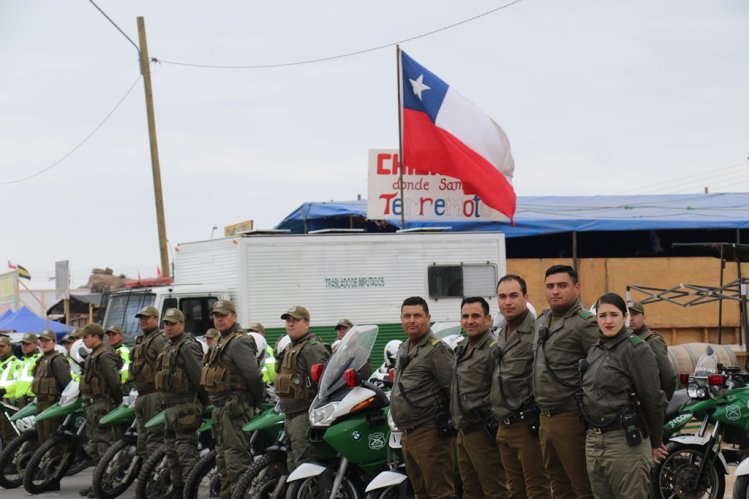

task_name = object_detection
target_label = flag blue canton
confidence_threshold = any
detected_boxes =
[401,51,449,124]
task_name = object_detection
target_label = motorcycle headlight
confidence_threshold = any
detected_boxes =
[308,402,339,427]
[687,382,707,399]
[16,416,35,432]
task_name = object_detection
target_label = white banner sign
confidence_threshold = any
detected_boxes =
[366,149,505,222]
[55,260,70,300]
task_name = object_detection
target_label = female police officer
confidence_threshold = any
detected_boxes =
[580,292,667,499]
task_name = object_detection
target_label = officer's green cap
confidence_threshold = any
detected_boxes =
[211,300,236,315]
[105,325,123,335]
[135,306,160,318]
[335,319,353,330]
[163,308,184,323]
[81,323,105,337]
[281,306,310,321]
[71,327,84,339]
[247,322,265,335]
[61,334,75,344]
[38,330,56,342]
[21,333,38,344]
[628,301,645,314]
[0,336,11,347]
[204,328,219,339]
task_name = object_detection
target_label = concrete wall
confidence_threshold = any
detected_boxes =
[506,256,749,346]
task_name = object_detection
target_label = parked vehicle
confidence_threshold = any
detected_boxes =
[22,380,91,494]
[285,325,391,499]
[91,390,139,499]
[0,400,37,489]
[652,347,749,499]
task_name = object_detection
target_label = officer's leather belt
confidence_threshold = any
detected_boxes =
[162,398,194,408]
[210,391,253,407]
[137,388,157,396]
[589,424,618,435]
[82,397,108,407]
[502,412,524,425]
[540,399,577,418]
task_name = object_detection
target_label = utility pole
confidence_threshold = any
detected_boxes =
[137,17,170,277]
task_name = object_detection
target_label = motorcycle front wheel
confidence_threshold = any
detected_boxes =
[92,437,141,499]
[232,452,288,499]
[365,482,412,499]
[651,443,726,499]
[734,475,749,499]
[134,448,170,499]
[22,434,74,494]
[0,429,37,489]
[184,448,219,498]
[286,474,360,499]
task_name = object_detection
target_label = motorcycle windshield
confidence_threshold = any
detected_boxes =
[59,380,80,407]
[316,325,378,403]
[693,345,719,377]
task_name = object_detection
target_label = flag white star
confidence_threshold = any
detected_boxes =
[409,74,431,101]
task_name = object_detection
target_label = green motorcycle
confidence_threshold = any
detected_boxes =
[652,349,749,499]
[135,404,215,499]
[285,325,391,499]
[91,390,139,499]
[0,400,37,489]
[231,404,289,499]
[184,401,280,498]
[22,380,91,494]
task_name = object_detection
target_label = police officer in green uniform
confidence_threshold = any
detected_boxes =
[79,324,123,498]
[274,305,330,471]
[32,330,71,444]
[581,293,666,499]
[106,325,132,387]
[0,335,21,445]
[492,275,550,499]
[533,265,598,499]
[155,308,207,499]
[200,300,263,499]
[628,301,676,400]
[450,297,507,499]
[390,296,455,499]
[130,306,167,459]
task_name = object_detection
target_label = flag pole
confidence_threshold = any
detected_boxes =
[396,45,406,229]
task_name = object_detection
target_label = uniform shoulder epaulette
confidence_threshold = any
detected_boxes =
[430,337,441,346]
[628,334,644,346]
[578,309,592,319]
[308,339,318,345]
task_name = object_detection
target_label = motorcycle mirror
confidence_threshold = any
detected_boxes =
[310,363,324,383]
[344,368,360,388]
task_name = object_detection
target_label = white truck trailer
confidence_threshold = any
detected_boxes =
[102,231,506,351]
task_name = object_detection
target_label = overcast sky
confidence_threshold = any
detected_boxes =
[1,0,747,289]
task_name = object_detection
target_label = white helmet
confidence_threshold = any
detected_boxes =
[70,338,91,364]
[383,340,401,368]
[274,335,291,357]
[248,332,268,363]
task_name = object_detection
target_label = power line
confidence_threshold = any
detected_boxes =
[0,75,142,185]
[615,161,748,195]
[154,0,526,69]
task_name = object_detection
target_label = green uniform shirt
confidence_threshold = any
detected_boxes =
[634,325,676,400]
[129,328,167,392]
[450,330,494,430]
[582,328,666,447]
[159,333,207,404]
[391,330,453,431]
[82,343,123,403]
[208,325,264,405]
[533,299,599,409]
[491,309,536,420]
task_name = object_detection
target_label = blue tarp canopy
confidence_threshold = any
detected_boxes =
[0,306,71,338]
[275,193,749,238]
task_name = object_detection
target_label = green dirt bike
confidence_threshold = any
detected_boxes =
[184,400,280,498]
[285,325,392,499]
[0,399,37,489]
[91,390,139,499]
[230,404,288,499]
[652,348,749,499]
[22,380,92,494]
[134,404,214,499]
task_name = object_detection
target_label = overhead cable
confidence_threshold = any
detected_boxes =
[0,75,142,185]
[154,0,526,69]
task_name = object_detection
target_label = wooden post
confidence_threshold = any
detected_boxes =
[137,17,170,277]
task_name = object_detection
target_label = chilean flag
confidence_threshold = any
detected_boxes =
[400,50,517,223]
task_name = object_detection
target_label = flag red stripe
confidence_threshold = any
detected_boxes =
[403,109,516,222]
